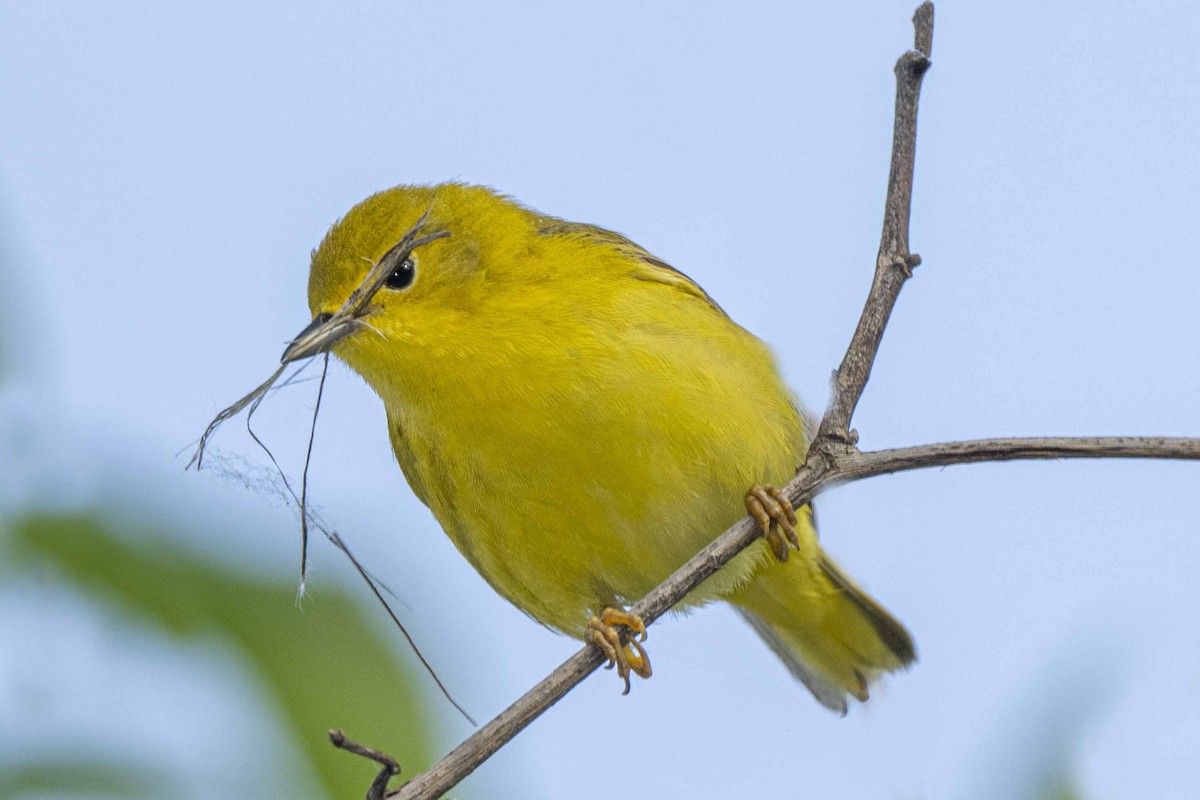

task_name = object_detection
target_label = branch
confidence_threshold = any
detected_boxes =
[815,1,932,450]
[388,437,1199,799]
[378,5,1199,798]
[834,436,1200,482]
[390,7,937,797]
[329,730,401,800]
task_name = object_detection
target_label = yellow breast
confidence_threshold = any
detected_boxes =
[312,183,807,633]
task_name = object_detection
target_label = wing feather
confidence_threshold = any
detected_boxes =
[537,218,728,316]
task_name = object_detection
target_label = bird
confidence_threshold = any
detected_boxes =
[281,182,915,712]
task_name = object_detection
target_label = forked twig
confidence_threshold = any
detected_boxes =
[330,729,402,800]
[376,5,1189,798]
[390,7,940,797]
[174,5,1198,796]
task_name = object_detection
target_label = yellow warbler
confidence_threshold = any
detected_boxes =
[283,182,914,711]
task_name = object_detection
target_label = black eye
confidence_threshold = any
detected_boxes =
[385,257,416,290]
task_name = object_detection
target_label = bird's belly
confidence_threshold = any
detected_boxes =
[395,399,794,635]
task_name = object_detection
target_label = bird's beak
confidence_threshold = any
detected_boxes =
[280,312,354,364]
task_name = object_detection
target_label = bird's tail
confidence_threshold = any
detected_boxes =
[728,514,916,714]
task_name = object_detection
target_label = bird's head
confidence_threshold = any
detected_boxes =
[281,182,540,392]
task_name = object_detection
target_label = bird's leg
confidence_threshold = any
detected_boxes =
[746,484,799,562]
[586,607,652,694]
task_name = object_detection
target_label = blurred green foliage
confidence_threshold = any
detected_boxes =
[1044,781,1082,800]
[0,763,162,799]
[5,514,436,799]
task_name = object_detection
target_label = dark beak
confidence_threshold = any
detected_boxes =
[280,312,354,364]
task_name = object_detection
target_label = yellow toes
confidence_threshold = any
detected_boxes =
[586,608,652,694]
[599,607,647,641]
[586,617,622,664]
[745,484,799,562]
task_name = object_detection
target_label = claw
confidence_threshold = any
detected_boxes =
[586,608,652,693]
[852,670,870,702]
[746,484,799,563]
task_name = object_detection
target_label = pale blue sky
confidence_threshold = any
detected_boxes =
[2,2,1199,797]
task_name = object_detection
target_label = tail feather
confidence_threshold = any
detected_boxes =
[735,606,852,714]
[818,554,917,666]
[730,540,915,712]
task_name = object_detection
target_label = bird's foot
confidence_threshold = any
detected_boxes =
[746,484,799,562]
[586,607,651,695]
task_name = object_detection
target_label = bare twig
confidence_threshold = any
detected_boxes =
[388,435,1200,799]
[329,729,401,800]
[815,1,933,451]
[387,6,941,798]
[380,4,1198,796]
[313,4,1198,797]
[832,436,1200,482]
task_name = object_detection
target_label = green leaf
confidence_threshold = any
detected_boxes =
[0,763,162,799]
[9,514,436,799]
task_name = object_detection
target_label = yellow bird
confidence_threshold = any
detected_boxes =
[282,182,914,712]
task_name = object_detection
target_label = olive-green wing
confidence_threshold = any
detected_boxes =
[537,218,728,316]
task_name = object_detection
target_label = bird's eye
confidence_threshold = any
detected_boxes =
[385,257,416,290]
